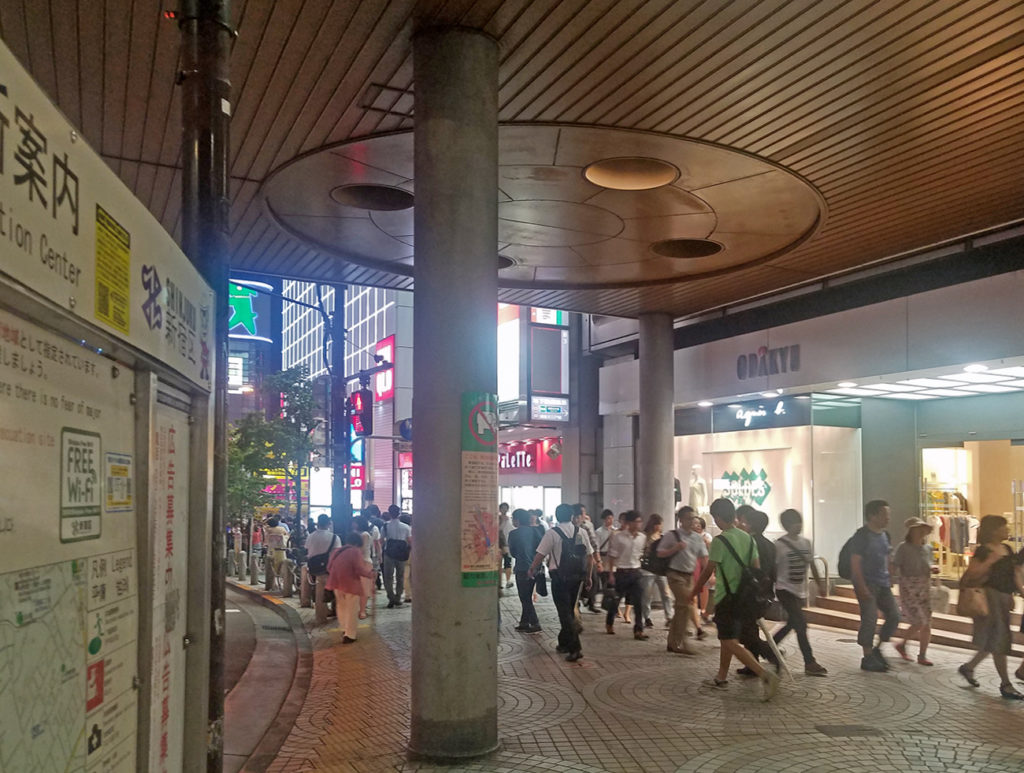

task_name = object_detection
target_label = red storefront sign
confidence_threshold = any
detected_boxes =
[498,438,562,474]
[350,463,366,490]
[374,335,395,400]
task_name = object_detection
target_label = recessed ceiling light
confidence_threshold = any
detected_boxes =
[921,389,974,397]
[868,383,922,392]
[583,157,679,190]
[697,401,713,407]
[761,391,777,398]
[884,393,937,400]
[989,366,1024,378]
[963,363,989,373]
[901,378,956,388]
[829,388,883,396]
[837,381,857,388]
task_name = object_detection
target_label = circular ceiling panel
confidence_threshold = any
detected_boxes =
[261,125,825,288]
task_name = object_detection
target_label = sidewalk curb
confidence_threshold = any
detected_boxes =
[227,580,314,773]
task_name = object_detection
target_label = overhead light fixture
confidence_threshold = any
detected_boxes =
[837,381,857,388]
[963,363,989,373]
[697,400,713,407]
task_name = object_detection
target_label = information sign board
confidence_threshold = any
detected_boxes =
[460,391,499,587]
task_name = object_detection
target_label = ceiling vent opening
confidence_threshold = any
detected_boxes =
[331,184,414,211]
[583,157,679,190]
[652,238,722,259]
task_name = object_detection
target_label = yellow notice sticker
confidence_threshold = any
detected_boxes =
[94,204,131,334]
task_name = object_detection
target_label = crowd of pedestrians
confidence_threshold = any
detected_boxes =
[292,492,1024,705]
[503,496,1024,704]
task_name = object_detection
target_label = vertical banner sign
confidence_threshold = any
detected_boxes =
[460,391,499,587]
[149,404,190,773]
[0,309,138,772]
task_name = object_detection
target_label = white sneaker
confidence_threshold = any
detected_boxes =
[761,670,781,702]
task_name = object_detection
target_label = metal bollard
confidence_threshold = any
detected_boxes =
[281,560,294,597]
[299,566,312,608]
[264,558,276,591]
[249,554,259,585]
[314,576,328,624]
[236,550,248,578]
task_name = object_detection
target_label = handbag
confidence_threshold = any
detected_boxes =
[600,585,619,611]
[957,586,989,618]
[307,534,339,576]
[762,598,787,622]
[535,570,548,597]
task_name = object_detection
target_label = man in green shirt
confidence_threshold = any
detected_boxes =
[690,498,780,701]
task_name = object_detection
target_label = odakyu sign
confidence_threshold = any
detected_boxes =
[736,344,800,380]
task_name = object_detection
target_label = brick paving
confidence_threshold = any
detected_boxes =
[236,581,1024,772]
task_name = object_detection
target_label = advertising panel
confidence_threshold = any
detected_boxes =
[0,39,212,390]
[460,391,499,587]
[0,308,137,772]
[148,403,190,773]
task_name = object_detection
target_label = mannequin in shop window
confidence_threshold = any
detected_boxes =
[688,466,707,513]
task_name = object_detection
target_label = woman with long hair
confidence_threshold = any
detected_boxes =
[639,514,674,629]
[957,515,1024,699]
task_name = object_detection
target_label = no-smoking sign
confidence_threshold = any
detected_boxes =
[461,392,498,453]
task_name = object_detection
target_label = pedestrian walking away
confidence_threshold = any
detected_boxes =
[381,511,412,608]
[509,508,543,633]
[845,499,901,672]
[639,514,675,629]
[528,503,593,661]
[689,498,781,702]
[772,508,828,676]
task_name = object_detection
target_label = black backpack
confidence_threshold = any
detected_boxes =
[716,534,772,619]
[639,531,677,576]
[383,522,411,561]
[555,525,587,579]
[837,527,868,580]
[307,534,339,575]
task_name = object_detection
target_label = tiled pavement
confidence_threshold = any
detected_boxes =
[233,581,1024,773]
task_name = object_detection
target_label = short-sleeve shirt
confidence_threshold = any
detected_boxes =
[607,531,647,569]
[535,524,593,571]
[264,525,288,550]
[976,544,1017,594]
[850,528,891,586]
[383,519,411,543]
[658,529,707,573]
[892,542,931,579]
[709,528,758,604]
[594,526,616,554]
[775,535,812,598]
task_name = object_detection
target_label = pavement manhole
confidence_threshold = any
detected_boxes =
[815,724,882,737]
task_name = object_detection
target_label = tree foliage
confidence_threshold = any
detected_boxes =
[228,366,320,519]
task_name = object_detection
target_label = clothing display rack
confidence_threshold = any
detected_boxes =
[921,483,973,579]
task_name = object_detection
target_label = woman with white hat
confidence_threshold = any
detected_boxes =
[892,517,939,665]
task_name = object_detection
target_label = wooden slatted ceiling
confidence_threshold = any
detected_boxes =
[1,0,1023,320]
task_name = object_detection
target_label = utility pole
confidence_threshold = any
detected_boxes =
[178,1,232,770]
[330,285,352,534]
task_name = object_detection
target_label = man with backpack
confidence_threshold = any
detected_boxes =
[840,499,900,672]
[690,498,781,701]
[657,505,708,654]
[381,508,412,608]
[528,503,593,662]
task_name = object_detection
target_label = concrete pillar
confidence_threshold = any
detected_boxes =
[636,313,675,523]
[410,26,499,760]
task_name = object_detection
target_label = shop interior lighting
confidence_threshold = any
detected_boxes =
[697,400,713,407]
[900,377,957,388]
[963,363,989,373]
[864,383,921,392]
[940,372,1005,383]
[956,383,1018,393]
[882,393,937,400]
[921,388,975,397]
[836,381,857,388]
[989,366,1024,378]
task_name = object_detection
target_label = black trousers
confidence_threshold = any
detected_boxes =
[773,589,814,664]
[515,571,539,628]
[550,570,583,654]
[606,568,643,633]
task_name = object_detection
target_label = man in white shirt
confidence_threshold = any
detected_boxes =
[658,506,708,654]
[528,503,593,662]
[381,512,412,608]
[606,510,648,640]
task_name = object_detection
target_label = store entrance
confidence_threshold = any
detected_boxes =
[499,486,562,520]
[921,441,1024,579]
